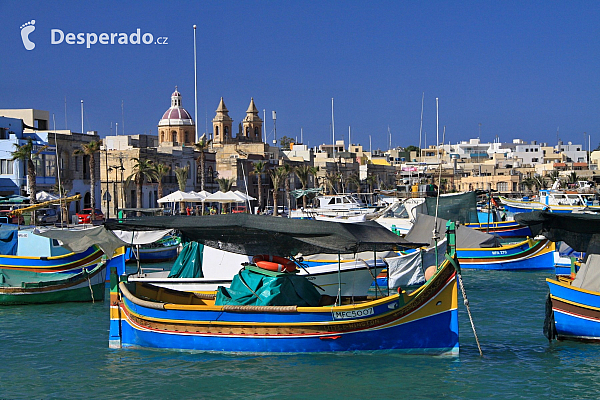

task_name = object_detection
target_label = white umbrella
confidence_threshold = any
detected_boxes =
[157,190,204,203]
[233,190,256,201]
[204,191,243,203]
[36,191,59,201]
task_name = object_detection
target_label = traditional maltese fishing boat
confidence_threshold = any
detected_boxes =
[0,225,107,305]
[516,211,600,342]
[103,214,463,354]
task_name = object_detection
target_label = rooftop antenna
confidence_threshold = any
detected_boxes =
[348,126,351,148]
[388,125,391,149]
[263,109,266,144]
[193,24,199,143]
[301,127,303,144]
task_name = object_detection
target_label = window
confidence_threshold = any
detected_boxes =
[254,127,259,137]
[0,129,7,139]
[172,131,177,143]
[215,126,219,136]
[0,159,13,174]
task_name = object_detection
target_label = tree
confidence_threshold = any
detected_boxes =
[567,171,579,185]
[279,136,294,151]
[215,177,235,192]
[270,167,287,216]
[252,161,267,212]
[281,163,294,212]
[295,164,313,208]
[11,137,46,210]
[193,135,212,191]
[125,158,158,212]
[347,173,362,193]
[404,145,420,153]
[153,163,171,200]
[74,140,101,210]
[174,166,190,212]
[365,174,378,193]
[325,172,341,194]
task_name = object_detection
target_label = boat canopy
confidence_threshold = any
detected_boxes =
[405,213,501,248]
[515,210,600,253]
[571,254,600,291]
[423,191,479,224]
[104,214,424,257]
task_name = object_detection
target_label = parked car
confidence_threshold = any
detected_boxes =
[231,205,247,213]
[76,208,104,224]
[265,206,289,216]
[0,209,24,224]
[36,208,58,225]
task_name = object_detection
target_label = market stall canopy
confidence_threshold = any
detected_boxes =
[515,210,600,254]
[204,191,244,203]
[36,191,59,202]
[104,214,426,257]
[157,190,204,203]
[233,190,256,201]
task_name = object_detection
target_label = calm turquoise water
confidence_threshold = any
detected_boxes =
[2,268,600,399]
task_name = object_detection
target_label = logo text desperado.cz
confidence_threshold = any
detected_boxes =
[51,29,167,48]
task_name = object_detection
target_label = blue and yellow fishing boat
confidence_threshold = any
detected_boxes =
[0,226,108,305]
[105,214,461,354]
[516,211,600,342]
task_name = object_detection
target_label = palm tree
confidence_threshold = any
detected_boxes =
[11,137,36,201]
[365,174,378,193]
[347,173,362,193]
[270,167,287,217]
[52,181,70,224]
[281,163,294,212]
[532,175,549,190]
[325,172,341,194]
[215,177,235,192]
[125,158,158,211]
[174,166,189,212]
[568,171,579,185]
[193,135,212,191]
[294,164,313,209]
[74,140,101,210]
[153,163,171,200]
[252,161,267,212]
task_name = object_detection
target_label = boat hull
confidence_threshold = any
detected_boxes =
[547,278,600,341]
[464,220,532,238]
[456,239,555,270]
[110,261,459,354]
[0,263,106,305]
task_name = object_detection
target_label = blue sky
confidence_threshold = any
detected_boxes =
[2,1,600,151]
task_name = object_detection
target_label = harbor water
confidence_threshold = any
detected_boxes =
[2,267,600,399]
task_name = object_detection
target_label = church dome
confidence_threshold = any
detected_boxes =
[158,86,194,127]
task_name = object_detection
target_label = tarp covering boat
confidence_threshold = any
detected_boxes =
[215,267,322,307]
[515,210,600,253]
[167,242,204,278]
[104,214,424,257]
[405,213,501,248]
[571,254,600,292]
[0,224,18,255]
[35,226,127,259]
[424,191,479,224]
[387,241,447,288]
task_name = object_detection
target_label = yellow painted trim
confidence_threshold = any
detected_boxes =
[547,278,600,296]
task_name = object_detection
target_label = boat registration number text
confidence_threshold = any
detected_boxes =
[333,307,374,320]
[491,250,507,255]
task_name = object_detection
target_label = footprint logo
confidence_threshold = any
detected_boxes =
[20,20,36,51]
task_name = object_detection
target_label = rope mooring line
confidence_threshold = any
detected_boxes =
[457,271,482,356]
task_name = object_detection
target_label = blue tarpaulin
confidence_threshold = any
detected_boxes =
[0,224,18,255]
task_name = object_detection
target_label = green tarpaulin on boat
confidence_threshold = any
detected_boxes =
[215,267,321,307]
[168,242,204,278]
